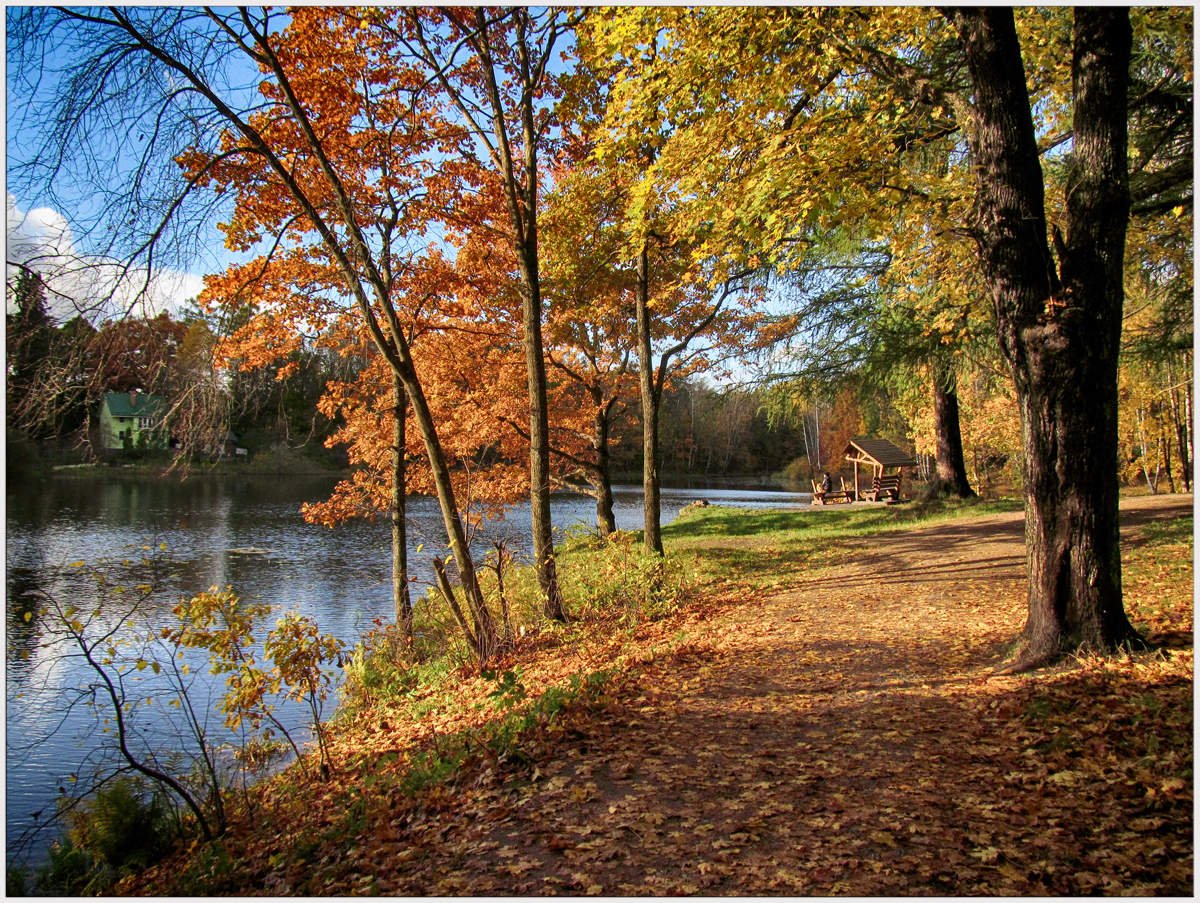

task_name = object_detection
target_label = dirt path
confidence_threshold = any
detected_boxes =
[372,495,1192,895]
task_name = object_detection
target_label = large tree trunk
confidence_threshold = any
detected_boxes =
[948,7,1141,670]
[931,359,976,498]
[391,373,413,650]
[636,243,664,555]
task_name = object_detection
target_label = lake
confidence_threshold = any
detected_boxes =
[5,472,809,869]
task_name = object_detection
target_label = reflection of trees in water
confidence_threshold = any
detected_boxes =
[7,567,47,668]
[6,474,812,867]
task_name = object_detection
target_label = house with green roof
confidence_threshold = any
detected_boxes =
[99,390,168,451]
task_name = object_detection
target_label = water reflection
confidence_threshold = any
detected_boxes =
[6,473,809,868]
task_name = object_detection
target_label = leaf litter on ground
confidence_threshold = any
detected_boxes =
[121,493,1192,896]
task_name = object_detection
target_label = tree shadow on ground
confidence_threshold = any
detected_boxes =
[405,615,1191,896]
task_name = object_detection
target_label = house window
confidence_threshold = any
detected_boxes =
[138,416,153,429]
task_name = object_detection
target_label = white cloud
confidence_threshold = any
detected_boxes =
[6,193,204,322]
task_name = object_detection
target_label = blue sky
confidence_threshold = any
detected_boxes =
[4,7,259,322]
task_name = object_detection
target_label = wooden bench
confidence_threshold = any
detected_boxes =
[812,477,854,505]
[861,473,902,502]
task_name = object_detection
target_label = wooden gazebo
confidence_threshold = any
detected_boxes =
[844,437,917,501]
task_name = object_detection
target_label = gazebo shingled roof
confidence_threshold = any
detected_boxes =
[843,437,917,470]
[843,437,917,500]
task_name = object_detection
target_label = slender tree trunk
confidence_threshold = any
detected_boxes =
[1136,407,1157,493]
[595,472,617,537]
[1167,358,1191,491]
[393,355,497,662]
[591,396,617,536]
[931,359,976,498]
[391,373,413,650]
[1185,377,1193,478]
[473,7,565,624]
[636,243,663,555]
[432,556,478,659]
[516,242,566,621]
[948,7,1141,670]
[1160,432,1176,493]
[519,12,566,624]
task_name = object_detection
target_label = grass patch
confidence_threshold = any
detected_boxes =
[664,495,1023,589]
[1133,512,1193,546]
[1122,512,1193,646]
[666,495,1020,543]
[400,667,616,794]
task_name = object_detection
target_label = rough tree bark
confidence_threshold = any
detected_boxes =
[468,7,566,621]
[947,7,1141,670]
[931,358,976,498]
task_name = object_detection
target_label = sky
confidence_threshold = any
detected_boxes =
[4,7,252,324]
[5,192,206,322]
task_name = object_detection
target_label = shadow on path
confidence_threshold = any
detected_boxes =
[387,494,1193,896]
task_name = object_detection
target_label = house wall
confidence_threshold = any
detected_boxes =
[99,403,167,451]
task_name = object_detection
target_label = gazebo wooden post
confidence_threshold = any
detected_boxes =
[843,437,917,503]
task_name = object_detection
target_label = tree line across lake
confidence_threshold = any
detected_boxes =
[6,280,823,484]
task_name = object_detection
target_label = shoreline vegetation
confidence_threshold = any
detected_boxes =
[17,491,1189,896]
[28,449,811,493]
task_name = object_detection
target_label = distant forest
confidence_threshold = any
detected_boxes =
[7,276,832,485]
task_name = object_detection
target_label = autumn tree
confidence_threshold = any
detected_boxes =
[583,7,956,544]
[86,313,185,396]
[575,18,780,554]
[543,287,637,537]
[391,7,578,622]
[540,130,639,535]
[9,6,540,663]
[1119,6,1193,492]
[944,7,1143,667]
[626,254,767,556]
[157,317,229,461]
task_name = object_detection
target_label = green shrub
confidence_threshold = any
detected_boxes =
[35,839,95,896]
[778,456,812,489]
[340,620,453,712]
[557,530,693,623]
[68,776,174,869]
[34,776,175,895]
[6,866,32,897]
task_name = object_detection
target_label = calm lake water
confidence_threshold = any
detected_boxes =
[5,472,808,869]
